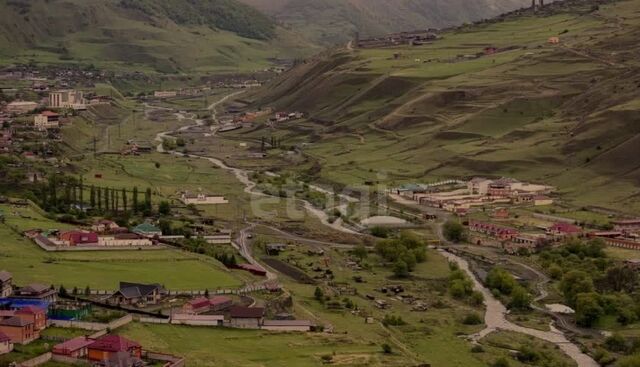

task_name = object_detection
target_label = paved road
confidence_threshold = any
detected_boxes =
[442,250,599,367]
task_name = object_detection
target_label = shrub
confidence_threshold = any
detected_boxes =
[471,345,484,353]
[492,357,510,367]
[462,313,483,325]
[381,343,392,354]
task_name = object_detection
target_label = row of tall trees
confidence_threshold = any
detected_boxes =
[37,174,153,215]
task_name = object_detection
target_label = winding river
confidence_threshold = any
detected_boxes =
[440,250,599,367]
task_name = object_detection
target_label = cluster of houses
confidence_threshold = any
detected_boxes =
[0,271,54,352]
[180,191,229,206]
[468,211,640,254]
[355,29,439,48]
[392,177,554,215]
[99,281,311,331]
[25,220,162,250]
[52,333,184,366]
[588,219,640,251]
[178,295,312,331]
[468,218,583,253]
[269,111,305,124]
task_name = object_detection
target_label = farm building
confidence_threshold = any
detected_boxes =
[229,306,265,329]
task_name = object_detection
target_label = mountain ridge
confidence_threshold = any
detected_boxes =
[238,0,545,45]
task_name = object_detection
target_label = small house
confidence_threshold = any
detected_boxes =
[91,220,121,233]
[209,296,233,311]
[229,306,264,329]
[53,336,93,358]
[0,331,13,355]
[15,306,46,331]
[182,297,211,315]
[0,271,12,298]
[87,335,142,362]
[547,222,582,237]
[11,284,57,302]
[180,192,229,205]
[266,243,287,255]
[59,231,99,246]
[0,316,38,344]
[33,111,60,130]
[108,282,165,306]
[132,223,163,237]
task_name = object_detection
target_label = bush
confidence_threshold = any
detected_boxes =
[443,220,466,242]
[382,315,406,326]
[492,357,510,367]
[381,343,392,354]
[471,345,485,353]
[462,313,483,325]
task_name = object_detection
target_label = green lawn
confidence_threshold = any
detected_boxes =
[0,224,241,290]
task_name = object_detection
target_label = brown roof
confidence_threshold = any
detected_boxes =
[0,316,33,327]
[20,283,50,293]
[0,271,11,282]
[262,320,313,327]
[230,306,264,319]
[0,331,11,343]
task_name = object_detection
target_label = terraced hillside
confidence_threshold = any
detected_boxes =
[0,0,318,73]
[239,0,544,45]
[243,0,640,212]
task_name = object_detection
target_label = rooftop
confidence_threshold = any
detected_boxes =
[230,306,264,319]
[89,335,140,352]
[54,336,93,353]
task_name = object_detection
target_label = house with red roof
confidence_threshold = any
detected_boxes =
[0,331,13,355]
[469,220,519,241]
[34,111,60,130]
[16,306,46,331]
[182,295,233,315]
[53,336,93,358]
[547,222,582,238]
[59,231,99,246]
[209,296,233,311]
[87,335,142,362]
[182,297,211,315]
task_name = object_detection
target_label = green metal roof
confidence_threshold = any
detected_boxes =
[133,223,161,233]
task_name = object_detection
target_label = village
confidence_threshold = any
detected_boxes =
[2,0,640,365]
[390,177,640,255]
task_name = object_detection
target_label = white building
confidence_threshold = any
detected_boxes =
[154,91,177,98]
[98,233,153,247]
[6,101,38,115]
[48,90,86,110]
[33,111,60,130]
[181,192,228,205]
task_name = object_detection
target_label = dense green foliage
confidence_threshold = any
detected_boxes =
[486,267,531,310]
[119,0,275,40]
[374,232,427,278]
[443,220,467,243]
[540,239,640,328]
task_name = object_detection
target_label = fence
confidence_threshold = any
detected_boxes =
[51,354,90,366]
[19,353,52,367]
[48,314,133,331]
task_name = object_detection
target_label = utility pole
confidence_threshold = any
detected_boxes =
[93,136,97,157]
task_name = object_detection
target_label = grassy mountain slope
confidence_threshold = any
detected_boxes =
[239,0,543,45]
[242,0,640,212]
[0,0,318,73]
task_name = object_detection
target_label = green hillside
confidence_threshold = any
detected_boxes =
[241,0,640,212]
[0,0,318,73]
[239,0,540,45]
